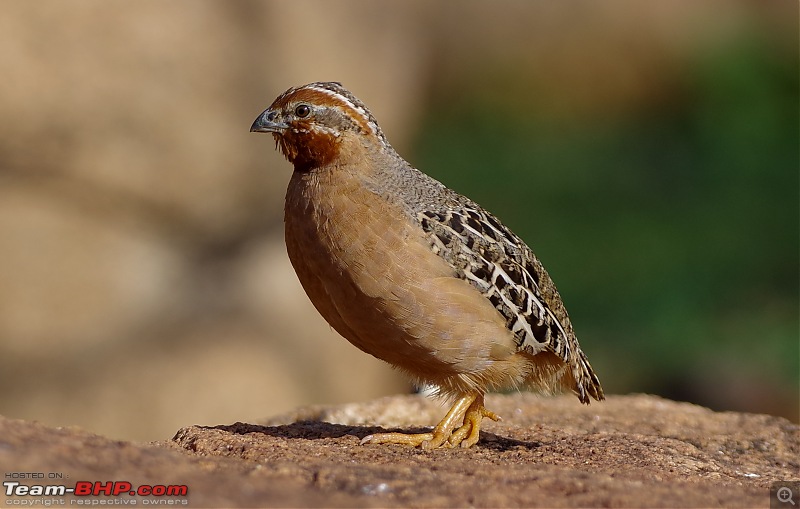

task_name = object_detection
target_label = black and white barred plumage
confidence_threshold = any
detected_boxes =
[416,196,603,404]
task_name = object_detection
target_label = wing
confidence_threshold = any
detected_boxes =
[415,197,604,403]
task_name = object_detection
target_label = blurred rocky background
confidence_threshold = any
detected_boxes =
[0,0,796,441]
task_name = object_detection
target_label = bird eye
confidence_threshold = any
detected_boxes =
[294,104,311,118]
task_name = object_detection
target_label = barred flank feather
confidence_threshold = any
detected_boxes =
[417,204,604,403]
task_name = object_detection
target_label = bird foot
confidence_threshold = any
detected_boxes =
[448,401,501,448]
[360,394,499,449]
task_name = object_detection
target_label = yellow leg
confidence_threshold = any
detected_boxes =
[360,393,499,449]
[447,394,500,448]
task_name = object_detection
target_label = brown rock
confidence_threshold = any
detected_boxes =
[1,394,796,508]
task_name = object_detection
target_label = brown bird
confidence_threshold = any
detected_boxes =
[251,82,603,449]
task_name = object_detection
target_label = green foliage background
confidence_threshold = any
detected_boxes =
[412,35,798,419]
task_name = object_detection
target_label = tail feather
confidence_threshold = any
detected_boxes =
[573,348,604,404]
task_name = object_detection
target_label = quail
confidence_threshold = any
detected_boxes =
[251,82,604,449]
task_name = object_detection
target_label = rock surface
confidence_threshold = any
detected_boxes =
[1,394,797,507]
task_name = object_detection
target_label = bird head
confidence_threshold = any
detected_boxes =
[250,82,389,172]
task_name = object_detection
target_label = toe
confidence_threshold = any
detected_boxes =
[360,431,434,447]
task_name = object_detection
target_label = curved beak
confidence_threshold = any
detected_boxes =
[250,109,289,133]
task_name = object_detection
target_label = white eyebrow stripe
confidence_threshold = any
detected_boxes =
[307,85,379,136]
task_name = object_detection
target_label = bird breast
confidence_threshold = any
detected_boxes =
[282,164,520,388]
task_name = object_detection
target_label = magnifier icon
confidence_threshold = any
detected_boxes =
[778,487,795,505]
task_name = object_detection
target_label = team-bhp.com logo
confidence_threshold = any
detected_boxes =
[3,480,188,505]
